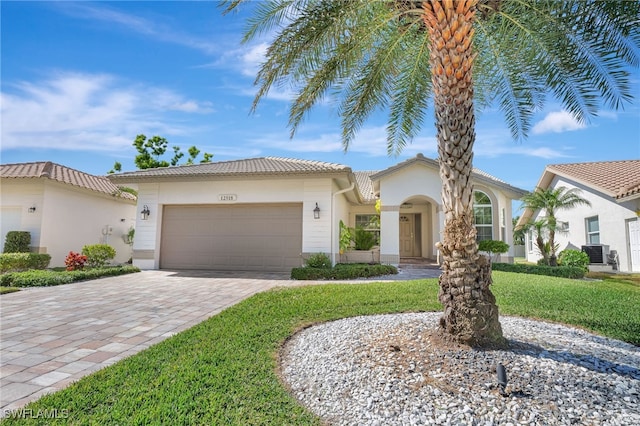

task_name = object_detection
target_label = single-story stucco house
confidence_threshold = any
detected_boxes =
[108,154,526,272]
[0,162,137,266]
[518,160,640,272]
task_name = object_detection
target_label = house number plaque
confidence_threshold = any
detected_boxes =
[218,194,237,202]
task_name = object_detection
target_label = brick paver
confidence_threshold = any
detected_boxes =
[0,270,297,413]
[1,267,439,414]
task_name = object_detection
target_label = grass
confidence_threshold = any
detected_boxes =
[2,272,638,424]
[586,271,640,287]
[0,286,20,294]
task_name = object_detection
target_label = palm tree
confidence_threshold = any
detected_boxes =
[512,216,525,246]
[521,187,592,266]
[222,0,639,346]
[516,217,550,264]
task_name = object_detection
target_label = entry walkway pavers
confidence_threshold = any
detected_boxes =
[1,268,440,414]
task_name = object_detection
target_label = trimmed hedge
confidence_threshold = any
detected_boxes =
[3,231,31,253]
[291,263,397,280]
[492,262,586,279]
[0,265,140,287]
[0,253,51,273]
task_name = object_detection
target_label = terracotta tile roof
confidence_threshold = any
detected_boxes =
[0,161,136,201]
[546,160,640,200]
[108,157,351,182]
[353,171,378,203]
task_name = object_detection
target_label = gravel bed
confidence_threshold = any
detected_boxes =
[280,313,639,425]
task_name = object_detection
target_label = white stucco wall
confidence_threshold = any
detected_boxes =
[303,179,333,256]
[376,162,517,264]
[378,163,443,264]
[379,163,443,206]
[0,181,45,252]
[0,179,136,267]
[524,176,640,272]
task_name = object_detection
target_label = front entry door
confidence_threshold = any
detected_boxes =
[399,214,415,257]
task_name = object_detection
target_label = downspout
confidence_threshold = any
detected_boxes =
[331,182,356,265]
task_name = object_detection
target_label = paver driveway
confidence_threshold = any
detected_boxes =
[0,270,299,413]
[0,267,440,414]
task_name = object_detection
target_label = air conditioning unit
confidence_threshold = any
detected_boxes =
[581,245,609,264]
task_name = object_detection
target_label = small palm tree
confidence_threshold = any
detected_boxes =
[521,187,592,266]
[516,218,550,264]
[222,0,639,346]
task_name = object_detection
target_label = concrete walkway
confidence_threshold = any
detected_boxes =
[1,268,440,413]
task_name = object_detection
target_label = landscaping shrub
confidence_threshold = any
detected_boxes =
[0,253,51,273]
[82,244,116,268]
[3,231,31,253]
[558,249,590,271]
[65,251,87,271]
[492,262,585,279]
[354,226,377,250]
[291,263,397,280]
[478,239,509,261]
[0,265,140,287]
[305,252,332,269]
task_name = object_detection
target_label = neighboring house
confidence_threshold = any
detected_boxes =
[0,162,137,267]
[518,160,640,272]
[108,154,526,272]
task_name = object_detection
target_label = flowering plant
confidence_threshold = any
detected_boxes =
[65,251,87,271]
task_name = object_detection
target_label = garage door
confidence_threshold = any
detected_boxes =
[160,204,302,271]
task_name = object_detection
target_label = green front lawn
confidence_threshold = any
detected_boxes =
[2,272,638,424]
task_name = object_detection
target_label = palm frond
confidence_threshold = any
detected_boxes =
[225,0,639,148]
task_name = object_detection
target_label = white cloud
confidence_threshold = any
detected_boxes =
[240,43,269,77]
[532,110,586,134]
[1,72,214,152]
[475,129,571,159]
[246,125,438,157]
[53,2,220,54]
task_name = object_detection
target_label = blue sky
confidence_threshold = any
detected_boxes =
[2,1,639,194]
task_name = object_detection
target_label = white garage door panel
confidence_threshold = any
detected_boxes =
[160,204,302,271]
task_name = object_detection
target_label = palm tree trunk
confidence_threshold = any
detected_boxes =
[548,227,558,266]
[424,0,504,347]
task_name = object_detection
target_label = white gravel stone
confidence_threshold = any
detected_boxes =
[279,313,639,425]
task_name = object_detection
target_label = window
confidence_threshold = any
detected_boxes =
[473,191,493,241]
[355,214,380,245]
[586,216,600,244]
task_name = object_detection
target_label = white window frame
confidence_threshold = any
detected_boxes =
[355,214,380,245]
[473,191,493,241]
[585,216,600,244]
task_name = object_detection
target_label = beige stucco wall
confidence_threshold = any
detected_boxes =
[1,179,136,267]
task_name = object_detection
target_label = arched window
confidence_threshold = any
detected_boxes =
[473,191,493,241]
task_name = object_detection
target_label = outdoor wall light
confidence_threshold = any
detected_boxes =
[28,206,36,213]
[140,205,151,220]
[313,203,320,219]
